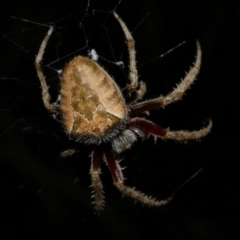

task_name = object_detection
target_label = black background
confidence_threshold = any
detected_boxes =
[1,0,240,239]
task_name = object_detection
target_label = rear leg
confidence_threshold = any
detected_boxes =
[104,150,172,207]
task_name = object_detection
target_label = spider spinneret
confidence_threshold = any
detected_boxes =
[35,11,212,211]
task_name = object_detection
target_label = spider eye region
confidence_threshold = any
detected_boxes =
[60,56,128,143]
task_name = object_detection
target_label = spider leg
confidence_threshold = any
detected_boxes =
[130,117,212,141]
[104,150,172,207]
[35,26,57,112]
[129,41,201,117]
[60,148,78,158]
[90,150,104,211]
[113,12,144,99]
[122,81,147,104]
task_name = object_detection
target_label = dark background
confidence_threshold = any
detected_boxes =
[1,0,240,239]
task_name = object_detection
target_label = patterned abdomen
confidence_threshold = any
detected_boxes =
[60,56,127,142]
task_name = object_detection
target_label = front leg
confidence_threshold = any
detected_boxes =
[129,41,201,117]
[35,26,57,112]
[122,81,147,104]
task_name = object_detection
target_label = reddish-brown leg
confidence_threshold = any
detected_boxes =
[122,81,146,104]
[129,99,165,117]
[90,149,104,211]
[130,118,168,138]
[130,117,212,141]
[104,150,172,207]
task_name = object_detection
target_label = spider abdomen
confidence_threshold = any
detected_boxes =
[60,56,127,143]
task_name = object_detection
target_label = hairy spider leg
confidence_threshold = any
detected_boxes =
[104,149,172,207]
[90,150,104,211]
[35,26,57,112]
[129,41,201,117]
[130,118,212,141]
[113,11,146,104]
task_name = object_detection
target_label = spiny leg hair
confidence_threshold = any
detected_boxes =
[35,26,57,112]
[90,150,104,211]
[104,150,172,207]
[130,118,212,141]
[122,81,147,104]
[129,41,201,117]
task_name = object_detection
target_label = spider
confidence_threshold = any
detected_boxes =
[35,12,212,211]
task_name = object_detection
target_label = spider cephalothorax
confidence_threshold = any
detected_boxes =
[35,12,212,211]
